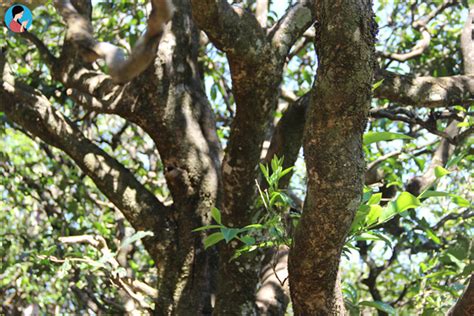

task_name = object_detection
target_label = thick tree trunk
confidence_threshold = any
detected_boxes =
[212,54,283,316]
[288,0,376,314]
[131,2,222,313]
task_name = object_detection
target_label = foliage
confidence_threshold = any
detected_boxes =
[194,156,295,259]
[1,0,473,314]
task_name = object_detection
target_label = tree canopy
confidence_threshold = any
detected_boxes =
[0,0,473,315]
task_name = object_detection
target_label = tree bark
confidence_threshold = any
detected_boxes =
[190,1,315,313]
[448,274,474,316]
[126,2,222,313]
[2,1,222,314]
[288,0,376,314]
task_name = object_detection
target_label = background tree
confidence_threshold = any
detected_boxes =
[0,0,472,315]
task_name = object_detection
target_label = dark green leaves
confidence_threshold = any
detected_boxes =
[203,232,225,249]
[350,191,421,235]
[193,156,294,253]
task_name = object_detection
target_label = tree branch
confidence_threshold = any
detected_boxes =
[0,70,172,235]
[406,120,460,196]
[380,28,431,62]
[255,0,268,28]
[375,70,474,107]
[263,93,309,187]
[406,4,474,196]
[461,5,474,75]
[288,0,376,313]
[380,0,457,62]
[448,274,474,316]
[370,108,458,140]
[19,31,57,67]
[190,0,266,60]
[16,24,130,115]
[433,209,474,231]
[54,0,174,84]
[269,0,316,58]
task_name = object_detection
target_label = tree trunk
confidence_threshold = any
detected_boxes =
[134,2,222,313]
[288,0,376,314]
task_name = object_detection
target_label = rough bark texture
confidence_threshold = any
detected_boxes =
[2,1,221,314]
[375,70,474,107]
[2,0,472,315]
[124,2,222,313]
[190,1,315,314]
[448,274,474,316]
[288,0,376,314]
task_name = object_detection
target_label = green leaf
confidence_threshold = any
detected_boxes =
[425,228,441,245]
[271,157,279,173]
[210,84,217,100]
[419,191,471,207]
[371,79,384,91]
[355,232,383,242]
[211,207,222,224]
[434,166,450,179]
[370,232,392,247]
[379,192,421,223]
[192,224,222,232]
[359,301,396,314]
[350,205,370,233]
[363,132,413,146]
[239,235,255,245]
[446,153,466,168]
[362,189,373,203]
[259,163,269,179]
[450,195,471,207]
[367,193,382,205]
[220,227,239,243]
[419,190,451,199]
[243,223,264,230]
[366,205,383,226]
[354,232,392,247]
[203,232,224,249]
[279,166,293,179]
[120,231,154,250]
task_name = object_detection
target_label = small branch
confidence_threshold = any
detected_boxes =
[380,0,457,62]
[406,120,460,196]
[366,139,438,172]
[370,108,456,140]
[59,235,109,251]
[280,88,299,103]
[432,209,474,231]
[380,28,431,62]
[19,31,57,67]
